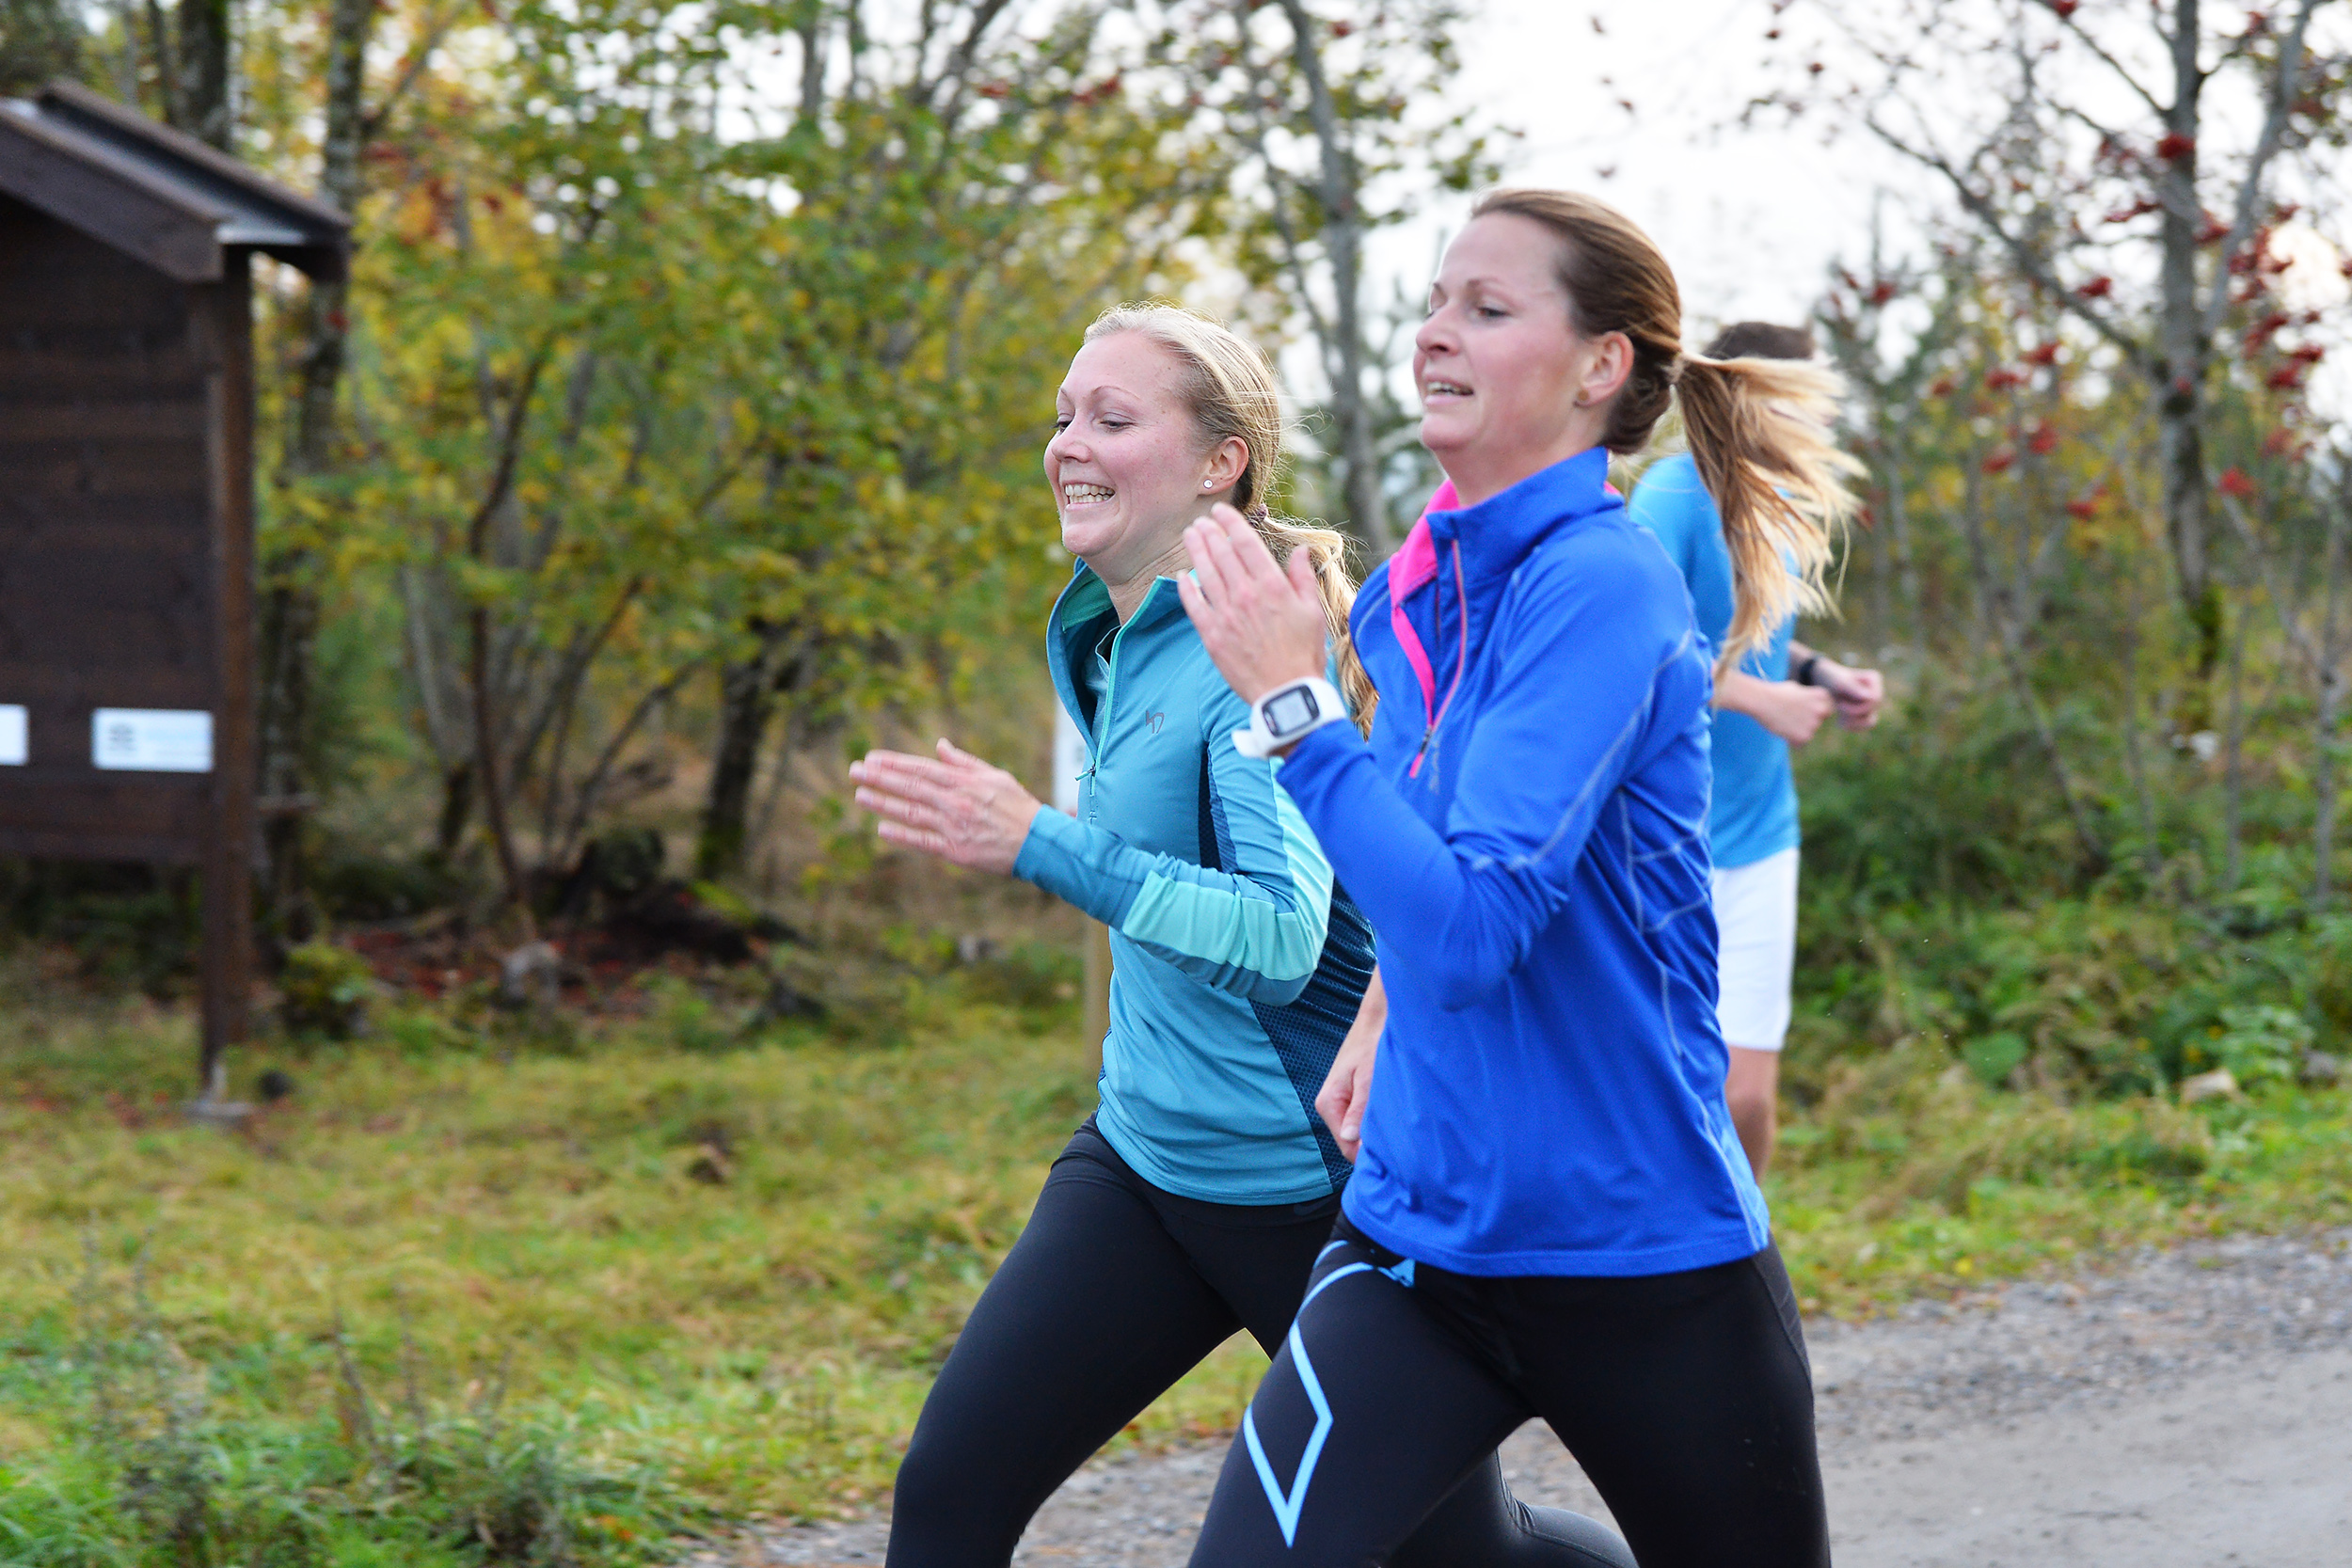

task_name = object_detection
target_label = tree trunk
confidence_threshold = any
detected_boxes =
[2313,492,2345,910]
[2156,0,2218,677]
[797,1,825,124]
[470,605,532,927]
[2221,596,2248,893]
[173,0,230,149]
[2122,575,2163,884]
[436,760,473,861]
[698,641,783,879]
[1276,0,1391,559]
[256,0,374,950]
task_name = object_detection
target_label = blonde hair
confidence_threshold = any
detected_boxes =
[1470,190,1862,667]
[1083,303,1376,726]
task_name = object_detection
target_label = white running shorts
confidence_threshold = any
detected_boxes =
[1711,847,1799,1053]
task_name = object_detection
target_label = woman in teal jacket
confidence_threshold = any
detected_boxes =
[850,304,1629,1568]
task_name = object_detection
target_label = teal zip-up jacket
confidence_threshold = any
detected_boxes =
[1012,563,1375,1204]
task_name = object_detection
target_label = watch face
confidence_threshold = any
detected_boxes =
[1264,687,1321,736]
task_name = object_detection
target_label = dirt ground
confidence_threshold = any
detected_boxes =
[696,1227,2352,1567]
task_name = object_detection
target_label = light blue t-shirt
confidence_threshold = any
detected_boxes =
[1627,451,1799,870]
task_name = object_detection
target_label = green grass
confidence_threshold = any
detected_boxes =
[0,953,2344,1561]
[1770,1036,2352,1314]
[0,958,1269,1557]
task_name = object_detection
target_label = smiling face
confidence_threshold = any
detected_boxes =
[1414,212,1629,506]
[1045,331,1246,597]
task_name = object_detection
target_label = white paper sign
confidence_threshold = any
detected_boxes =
[0,705,24,767]
[92,708,213,772]
[1052,703,1089,815]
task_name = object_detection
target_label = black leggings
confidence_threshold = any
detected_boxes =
[886,1121,1632,1568]
[1187,1217,1831,1568]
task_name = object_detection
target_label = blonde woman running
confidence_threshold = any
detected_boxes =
[850,304,1631,1568]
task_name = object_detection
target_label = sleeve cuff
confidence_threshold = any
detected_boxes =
[1010,804,1136,927]
[1275,721,1368,787]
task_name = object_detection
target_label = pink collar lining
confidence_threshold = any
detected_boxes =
[1389,483,1467,778]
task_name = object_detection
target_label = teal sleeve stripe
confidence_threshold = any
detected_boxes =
[1124,866,1326,984]
[1120,755,1335,988]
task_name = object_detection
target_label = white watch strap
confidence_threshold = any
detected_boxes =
[1232,676,1348,759]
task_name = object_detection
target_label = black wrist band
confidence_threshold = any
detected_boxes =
[1794,654,1822,687]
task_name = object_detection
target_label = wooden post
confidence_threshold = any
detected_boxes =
[196,257,256,1100]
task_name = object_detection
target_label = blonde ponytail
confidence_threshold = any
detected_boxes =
[1676,356,1860,666]
[1256,518,1375,727]
[1469,189,1863,669]
[1084,302,1377,732]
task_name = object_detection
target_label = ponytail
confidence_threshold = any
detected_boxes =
[1469,189,1862,668]
[1085,302,1377,734]
[1676,356,1859,666]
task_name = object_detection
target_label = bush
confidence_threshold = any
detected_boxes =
[315,853,469,924]
[279,942,380,1042]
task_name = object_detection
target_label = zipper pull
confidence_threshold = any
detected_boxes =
[1408,724,1436,778]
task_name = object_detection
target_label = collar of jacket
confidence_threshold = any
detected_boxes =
[1045,562,1189,709]
[1418,446,1619,596]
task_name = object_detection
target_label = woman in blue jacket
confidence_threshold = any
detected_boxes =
[1176,191,1856,1567]
[850,304,1629,1568]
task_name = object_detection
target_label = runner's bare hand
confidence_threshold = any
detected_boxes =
[850,740,1041,876]
[1316,970,1386,1162]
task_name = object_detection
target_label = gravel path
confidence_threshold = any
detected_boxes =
[696,1228,2352,1567]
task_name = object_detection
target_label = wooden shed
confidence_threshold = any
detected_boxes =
[0,82,350,1096]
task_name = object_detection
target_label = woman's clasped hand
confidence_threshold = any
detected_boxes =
[1174,501,1330,711]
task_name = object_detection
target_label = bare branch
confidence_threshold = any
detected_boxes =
[2029,0,2169,119]
[1864,112,2151,372]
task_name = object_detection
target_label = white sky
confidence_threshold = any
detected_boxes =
[1373,0,1913,343]
[1354,0,2346,425]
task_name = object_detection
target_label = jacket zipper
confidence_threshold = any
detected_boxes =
[1082,600,1144,820]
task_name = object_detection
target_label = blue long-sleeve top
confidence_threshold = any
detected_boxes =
[1012,565,1374,1204]
[1276,449,1771,1275]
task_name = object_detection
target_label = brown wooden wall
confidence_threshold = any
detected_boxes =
[0,193,215,862]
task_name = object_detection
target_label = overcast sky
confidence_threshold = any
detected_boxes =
[1359,0,2346,420]
[1373,0,1911,340]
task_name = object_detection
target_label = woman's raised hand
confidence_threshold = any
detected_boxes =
[1177,504,1328,708]
[850,739,1042,876]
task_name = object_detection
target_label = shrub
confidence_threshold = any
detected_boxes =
[279,942,381,1042]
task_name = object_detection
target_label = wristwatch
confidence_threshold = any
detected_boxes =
[1232,675,1350,759]
[1793,653,1823,688]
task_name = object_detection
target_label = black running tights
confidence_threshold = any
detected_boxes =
[1186,1218,1832,1568]
[884,1121,1631,1568]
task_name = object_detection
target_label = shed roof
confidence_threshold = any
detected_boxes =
[0,81,350,284]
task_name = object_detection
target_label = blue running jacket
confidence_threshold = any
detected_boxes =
[1012,564,1375,1205]
[1277,449,1771,1276]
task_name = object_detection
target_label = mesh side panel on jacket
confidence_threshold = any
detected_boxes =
[1201,761,1369,1191]
[1255,889,1376,1190]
